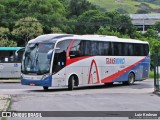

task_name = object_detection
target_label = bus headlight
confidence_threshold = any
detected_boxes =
[41,74,51,80]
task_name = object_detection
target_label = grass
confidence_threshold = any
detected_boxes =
[88,0,160,13]
[149,70,154,78]
[149,70,160,79]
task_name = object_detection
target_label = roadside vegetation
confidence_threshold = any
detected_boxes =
[150,70,154,78]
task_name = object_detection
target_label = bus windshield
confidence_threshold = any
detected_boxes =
[22,43,54,75]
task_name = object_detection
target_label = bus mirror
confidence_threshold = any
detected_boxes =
[47,50,53,59]
[15,48,25,59]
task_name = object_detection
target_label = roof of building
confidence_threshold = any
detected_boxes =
[130,14,160,25]
[130,14,160,20]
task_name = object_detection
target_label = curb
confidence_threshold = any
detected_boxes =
[0,80,20,83]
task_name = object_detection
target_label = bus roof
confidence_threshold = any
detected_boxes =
[0,47,23,51]
[28,34,73,44]
[28,34,148,44]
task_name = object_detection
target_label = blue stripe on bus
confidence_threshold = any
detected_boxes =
[0,47,23,51]
[112,57,150,82]
[21,75,52,87]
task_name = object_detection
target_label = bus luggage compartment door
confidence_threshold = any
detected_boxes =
[101,66,114,83]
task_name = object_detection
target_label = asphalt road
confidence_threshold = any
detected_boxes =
[0,80,160,120]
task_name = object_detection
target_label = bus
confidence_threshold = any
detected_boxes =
[20,34,150,90]
[0,47,23,78]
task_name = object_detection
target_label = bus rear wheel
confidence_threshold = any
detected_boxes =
[123,72,135,85]
[104,82,113,86]
[68,75,75,91]
[43,86,49,90]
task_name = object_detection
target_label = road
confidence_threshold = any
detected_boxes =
[0,80,160,120]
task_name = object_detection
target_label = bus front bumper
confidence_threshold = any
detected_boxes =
[21,75,52,87]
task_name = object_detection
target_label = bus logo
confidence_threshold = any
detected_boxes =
[106,58,125,64]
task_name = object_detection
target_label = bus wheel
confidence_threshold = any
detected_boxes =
[43,86,49,90]
[68,75,75,91]
[123,72,135,85]
[104,82,113,86]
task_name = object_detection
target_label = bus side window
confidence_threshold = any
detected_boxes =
[123,43,128,56]
[52,40,71,74]
[69,40,83,58]
[84,41,91,56]
[128,44,134,56]
[9,51,14,62]
[134,44,144,56]
[99,42,110,56]
[113,42,122,56]
[0,51,2,62]
[143,44,149,56]
[91,41,99,56]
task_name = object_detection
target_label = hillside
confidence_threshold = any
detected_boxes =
[87,0,160,13]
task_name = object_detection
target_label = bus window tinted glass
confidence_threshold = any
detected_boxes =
[84,41,91,56]
[99,42,110,56]
[91,41,99,56]
[70,40,83,58]
[123,44,128,56]
[52,40,71,74]
[143,44,149,56]
[38,43,53,53]
[113,42,122,56]
[128,44,134,56]
[0,51,17,63]
[134,44,143,56]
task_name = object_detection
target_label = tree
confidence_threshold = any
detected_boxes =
[116,8,128,14]
[0,39,17,47]
[51,27,63,33]
[154,21,160,32]
[118,15,136,37]
[0,27,17,46]
[144,28,158,39]
[0,0,21,29]
[76,10,111,34]
[136,9,150,14]
[12,17,43,45]
[0,27,9,39]
[105,11,136,37]
[96,26,130,38]
[68,0,97,17]
[18,0,66,33]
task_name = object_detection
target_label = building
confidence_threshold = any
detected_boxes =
[130,14,160,32]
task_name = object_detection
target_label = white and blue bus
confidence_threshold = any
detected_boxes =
[20,34,150,90]
[0,47,23,78]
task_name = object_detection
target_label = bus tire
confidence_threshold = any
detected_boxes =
[43,86,49,90]
[68,75,75,91]
[104,82,113,86]
[123,72,135,85]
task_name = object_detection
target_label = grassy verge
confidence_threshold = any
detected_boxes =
[149,70,154,78]
[149,70,160,79]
